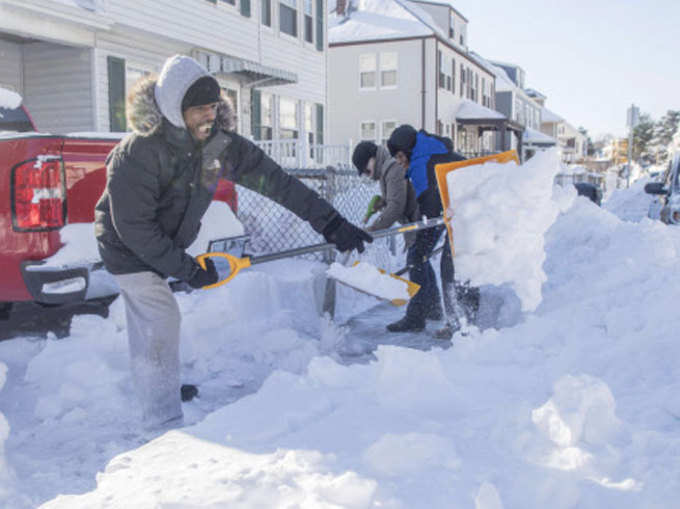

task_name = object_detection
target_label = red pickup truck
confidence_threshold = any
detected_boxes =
[0,94,237,319]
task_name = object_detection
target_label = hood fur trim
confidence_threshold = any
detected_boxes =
[126,75,236,136]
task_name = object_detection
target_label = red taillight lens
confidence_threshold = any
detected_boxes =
[12,157,65,230]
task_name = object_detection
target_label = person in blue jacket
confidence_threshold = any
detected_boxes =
[387,124,477,338]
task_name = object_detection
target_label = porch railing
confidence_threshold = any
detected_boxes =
[254,139,352,169]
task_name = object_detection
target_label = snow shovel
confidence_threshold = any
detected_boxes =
[435,150,519,257]
[195,216,449,290]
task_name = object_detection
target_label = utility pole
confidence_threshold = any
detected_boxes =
[626,104,640,188]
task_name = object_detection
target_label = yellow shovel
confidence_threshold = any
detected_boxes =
[195,217,449,294]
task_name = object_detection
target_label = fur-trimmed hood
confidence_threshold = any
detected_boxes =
[126,75,236,136]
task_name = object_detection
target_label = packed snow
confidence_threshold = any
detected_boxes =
[1,152,680,508]
[0,88,22,109]
[327,261,410,302]
[446,149,570,311]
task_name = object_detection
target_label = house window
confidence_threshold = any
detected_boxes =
[381,120,396,145]
[107,56,126,132]
[380,52,397,88]
[280,0,297,37]
[315,103,323,144]
[305,103,314,156]
[436,119,442,135]
[360,121,376,142]
[460,64,464,96]
[449,12,455,39]
[304,0,313,43]
[451,59,456,94]
[251,90,273,140]
[279,97,298,138]
[262,0,271,26]
[438,50,445,89]
[359,54,376,89]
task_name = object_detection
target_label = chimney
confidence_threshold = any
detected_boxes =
[336,0,347,15]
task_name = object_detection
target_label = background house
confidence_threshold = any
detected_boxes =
[327,0,499,157]
[0,0,326,153]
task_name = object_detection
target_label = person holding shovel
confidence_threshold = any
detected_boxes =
[387,124,478,338]
[94,54,371,429]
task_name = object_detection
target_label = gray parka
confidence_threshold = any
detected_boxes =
[367,145,420,232]
[94,58,338,281]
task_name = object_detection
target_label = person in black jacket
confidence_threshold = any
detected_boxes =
[94,55,371,428]
[387,124,478,338]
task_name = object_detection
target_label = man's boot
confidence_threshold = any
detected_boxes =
[386,316,425,333]
[426,305,444,321]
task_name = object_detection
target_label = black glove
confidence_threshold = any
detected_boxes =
[188,258,219,289]
[323,216,373,253]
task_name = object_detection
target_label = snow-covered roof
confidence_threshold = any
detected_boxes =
[455,99,506,121]
[523,127,556,146]
[0,87,22,109]
[329,0,449,44]
[525,88,546,100]
[468,53,515,92]
[541,107,563,124]
[407,0,468,22]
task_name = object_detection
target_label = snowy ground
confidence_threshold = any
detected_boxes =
[1,153,680,508]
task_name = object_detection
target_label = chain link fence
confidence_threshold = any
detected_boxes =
[236,165,399,270]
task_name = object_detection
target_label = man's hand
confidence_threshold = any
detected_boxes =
[323,216,373,253]
[363,195,386,224]
[188,258,219,289]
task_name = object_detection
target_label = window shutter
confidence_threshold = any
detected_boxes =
[251,89,261,139]
[241,0,251,17]
[315,0,323,51]
[315,103,324,145]
[107,56,126,132]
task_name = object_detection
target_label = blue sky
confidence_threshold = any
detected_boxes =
[451,0,680,138]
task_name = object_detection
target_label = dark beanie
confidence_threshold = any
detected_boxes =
[387,124,418,158]
[352,141,378,175]
[181,76,221,111]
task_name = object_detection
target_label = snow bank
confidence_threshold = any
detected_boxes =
[603,176,655,222]
[0,88,22,109]
[446,149,571,311]
[0,362,13,500]
[327,261,410,302]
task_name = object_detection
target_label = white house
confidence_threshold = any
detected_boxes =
[0,0,327,153]
[328,0,509,157]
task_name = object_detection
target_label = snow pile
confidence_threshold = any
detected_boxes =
[327,261,410,302]
[446,149,571,311]
[0,362,13,500]
[603,176,655,222]
[0,87,22,109]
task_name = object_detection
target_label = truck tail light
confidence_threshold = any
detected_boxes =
[12,156,66,231]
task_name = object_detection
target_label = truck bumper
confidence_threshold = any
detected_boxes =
[20,262,118,305]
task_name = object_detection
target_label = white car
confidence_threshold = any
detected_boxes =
[645,152,680,224]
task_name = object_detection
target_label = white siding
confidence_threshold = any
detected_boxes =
[0,40,23,93]
[328,39,423,146]
[22,43,94,133]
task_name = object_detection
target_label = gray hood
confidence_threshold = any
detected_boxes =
[126,67,236,136]
[154,55,210,129]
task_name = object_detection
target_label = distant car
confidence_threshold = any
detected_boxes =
[574,182,602,206]
[644,152,680,224]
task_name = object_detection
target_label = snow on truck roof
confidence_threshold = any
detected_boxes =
[0,87,22,109]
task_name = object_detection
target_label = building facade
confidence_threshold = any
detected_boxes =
[0,0,327,147]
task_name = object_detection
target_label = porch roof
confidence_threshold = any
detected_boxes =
[219,55,298,87]
[523,127,556,146]
[455,100,523,133]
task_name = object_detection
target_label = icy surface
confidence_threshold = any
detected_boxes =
[446,149,570,311]
[1,151,680,507]
[327,261,410,301]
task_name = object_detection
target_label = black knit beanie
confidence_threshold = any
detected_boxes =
[352,141,378,175]
[181,76,221,111]
[387,124,418,158]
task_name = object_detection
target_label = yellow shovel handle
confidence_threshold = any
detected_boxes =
[196,252,252,289]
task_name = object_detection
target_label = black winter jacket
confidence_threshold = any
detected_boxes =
[94,79,338,281]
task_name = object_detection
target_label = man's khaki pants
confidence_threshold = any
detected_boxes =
[115,271,182,427]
